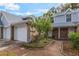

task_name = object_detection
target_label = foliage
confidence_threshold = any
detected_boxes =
[43,7,56,23]
[69,32,79,49]
[23,39,52,48]
[32,17,52,40]
[56,3,79,12]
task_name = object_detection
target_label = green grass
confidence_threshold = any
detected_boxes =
[0,52,16,56]
[23,38,53,48]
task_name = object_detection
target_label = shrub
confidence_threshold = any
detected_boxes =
[69,32,79,49]
[23,38,52,48]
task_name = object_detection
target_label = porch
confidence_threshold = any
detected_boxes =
[53,27,76,40]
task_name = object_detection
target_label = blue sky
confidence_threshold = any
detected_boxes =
[0,3,60,16]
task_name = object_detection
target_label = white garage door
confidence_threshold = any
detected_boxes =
[14,25,27,42]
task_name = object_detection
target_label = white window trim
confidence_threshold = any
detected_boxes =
[65,13,72,22]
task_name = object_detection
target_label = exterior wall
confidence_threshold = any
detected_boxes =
[72,12,79,22]
[54,12,79,23]
[3,27,11,41]
[48,31,52,38]
[14,23,28,42]
[54,15,65,23]
[27,24,31,42]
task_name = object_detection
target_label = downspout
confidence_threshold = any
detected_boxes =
[26,23,31,43]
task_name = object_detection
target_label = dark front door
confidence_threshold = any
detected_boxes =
[60,28,68,39]
[53,28,58,39]
[0,27,3,39]
[11,26,14,40]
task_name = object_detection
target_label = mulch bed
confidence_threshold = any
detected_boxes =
[63,41,79,56]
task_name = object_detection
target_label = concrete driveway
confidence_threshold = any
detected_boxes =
[25,40,64,56]
[0,40,64,56]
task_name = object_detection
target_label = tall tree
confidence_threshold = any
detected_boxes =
[56,3,79,12]
[43,7,56,23]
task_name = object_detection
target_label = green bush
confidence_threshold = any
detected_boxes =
[23,39,52,48]
[69,32,79,49]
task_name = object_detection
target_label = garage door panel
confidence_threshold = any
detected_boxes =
[14,25,27,42]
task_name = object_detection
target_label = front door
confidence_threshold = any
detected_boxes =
[60,28,68,39]
[0,28,2,39]
[11,26,14,40]
[53,28,58,39]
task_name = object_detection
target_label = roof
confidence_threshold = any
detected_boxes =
[54,8,79,17]
[53,22,79,28]
[0,11,31,27]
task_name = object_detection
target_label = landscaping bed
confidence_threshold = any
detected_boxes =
[63,41,79,56]
[22,39,54,49]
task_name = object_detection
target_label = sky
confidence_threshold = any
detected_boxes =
[0,3,60,16]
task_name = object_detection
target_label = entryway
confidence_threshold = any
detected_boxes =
[60,28,68,39]
[53,28,68,40]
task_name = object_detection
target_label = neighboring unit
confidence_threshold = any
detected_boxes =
[0,11,32,43]
[53,8,79,40]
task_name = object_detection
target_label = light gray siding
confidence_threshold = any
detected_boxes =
[54,12,79,23]
[54,15,65,23]
[72,12,79,22]
[3,27,11,41]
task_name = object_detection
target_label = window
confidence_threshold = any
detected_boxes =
[66,14,71,22]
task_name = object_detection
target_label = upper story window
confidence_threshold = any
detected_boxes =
[66,14,71,22]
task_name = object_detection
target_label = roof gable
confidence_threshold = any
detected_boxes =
[55,8,79,17]
[64,8,72,14]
